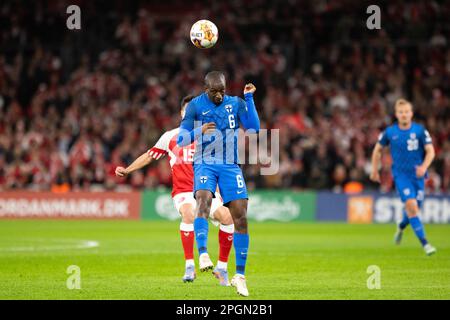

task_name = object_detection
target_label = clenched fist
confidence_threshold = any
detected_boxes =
[244,83,256,94]
[115,166,128,177]
[416,165,427,178]
[202,122,216,134]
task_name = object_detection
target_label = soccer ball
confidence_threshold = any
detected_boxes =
[190,20,219,49]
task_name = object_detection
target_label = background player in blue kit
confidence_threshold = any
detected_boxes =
[370,99,436,256]
[177,71,260,296]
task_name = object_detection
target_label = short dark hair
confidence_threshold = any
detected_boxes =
[204,71,225,86]
[181,94,195,109]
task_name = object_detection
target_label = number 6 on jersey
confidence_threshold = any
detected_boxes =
[228,114,236,128]
[236,174,244,188]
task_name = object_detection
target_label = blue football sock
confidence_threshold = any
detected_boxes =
[234,233,249,275]
[194,217,209,255]
[409,216,428,246]
[399,210,409,230]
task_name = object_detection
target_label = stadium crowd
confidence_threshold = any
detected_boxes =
[0,0,449,193]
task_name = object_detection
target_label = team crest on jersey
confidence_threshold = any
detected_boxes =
[403,188,410,196]
[200,176,208,183]
[225,104,233,113]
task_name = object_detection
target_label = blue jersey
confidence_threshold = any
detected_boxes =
[177,92,260,164]
[378,122,432,177]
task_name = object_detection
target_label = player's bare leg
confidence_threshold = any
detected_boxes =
[227,199,250,297]
[404,199,436,255]
[194,190,214,271]
[211,206,234,286]
[179,204,196,282]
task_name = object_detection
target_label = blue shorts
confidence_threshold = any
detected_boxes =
[394,173,425,206]
[193,163,248,205]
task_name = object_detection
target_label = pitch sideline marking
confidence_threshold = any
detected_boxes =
[0,239,99,252]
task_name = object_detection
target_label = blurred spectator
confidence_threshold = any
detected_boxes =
[0,0,449,194]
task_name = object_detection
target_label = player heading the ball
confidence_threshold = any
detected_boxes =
[177,71,260,297]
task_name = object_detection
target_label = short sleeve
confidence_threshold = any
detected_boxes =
[182,101,197,126]
[378,129,389,146]
[421,128,433,145]
[147,132,170,160]
[177,100,200,146]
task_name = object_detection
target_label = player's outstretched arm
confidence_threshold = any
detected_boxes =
[370,143,383,183]
[115,152,153,177]
[240,83,260,132]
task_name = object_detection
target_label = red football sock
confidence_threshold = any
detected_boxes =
[180,223,194,260]
[218,224,234,263]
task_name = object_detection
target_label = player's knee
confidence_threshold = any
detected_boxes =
[232,214,248,233]
[405,200,418,217]
[182,211,195,224]
[196,197,211,218]
[222,214,234,226]
[221,210,233,225]
[215,207,233,225]
[179,204,195,223]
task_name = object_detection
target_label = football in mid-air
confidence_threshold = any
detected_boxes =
[190,19,218,49]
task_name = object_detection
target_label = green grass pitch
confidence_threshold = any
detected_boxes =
[0,220,449,299]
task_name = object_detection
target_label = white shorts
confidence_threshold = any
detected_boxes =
[172,192,223,226]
